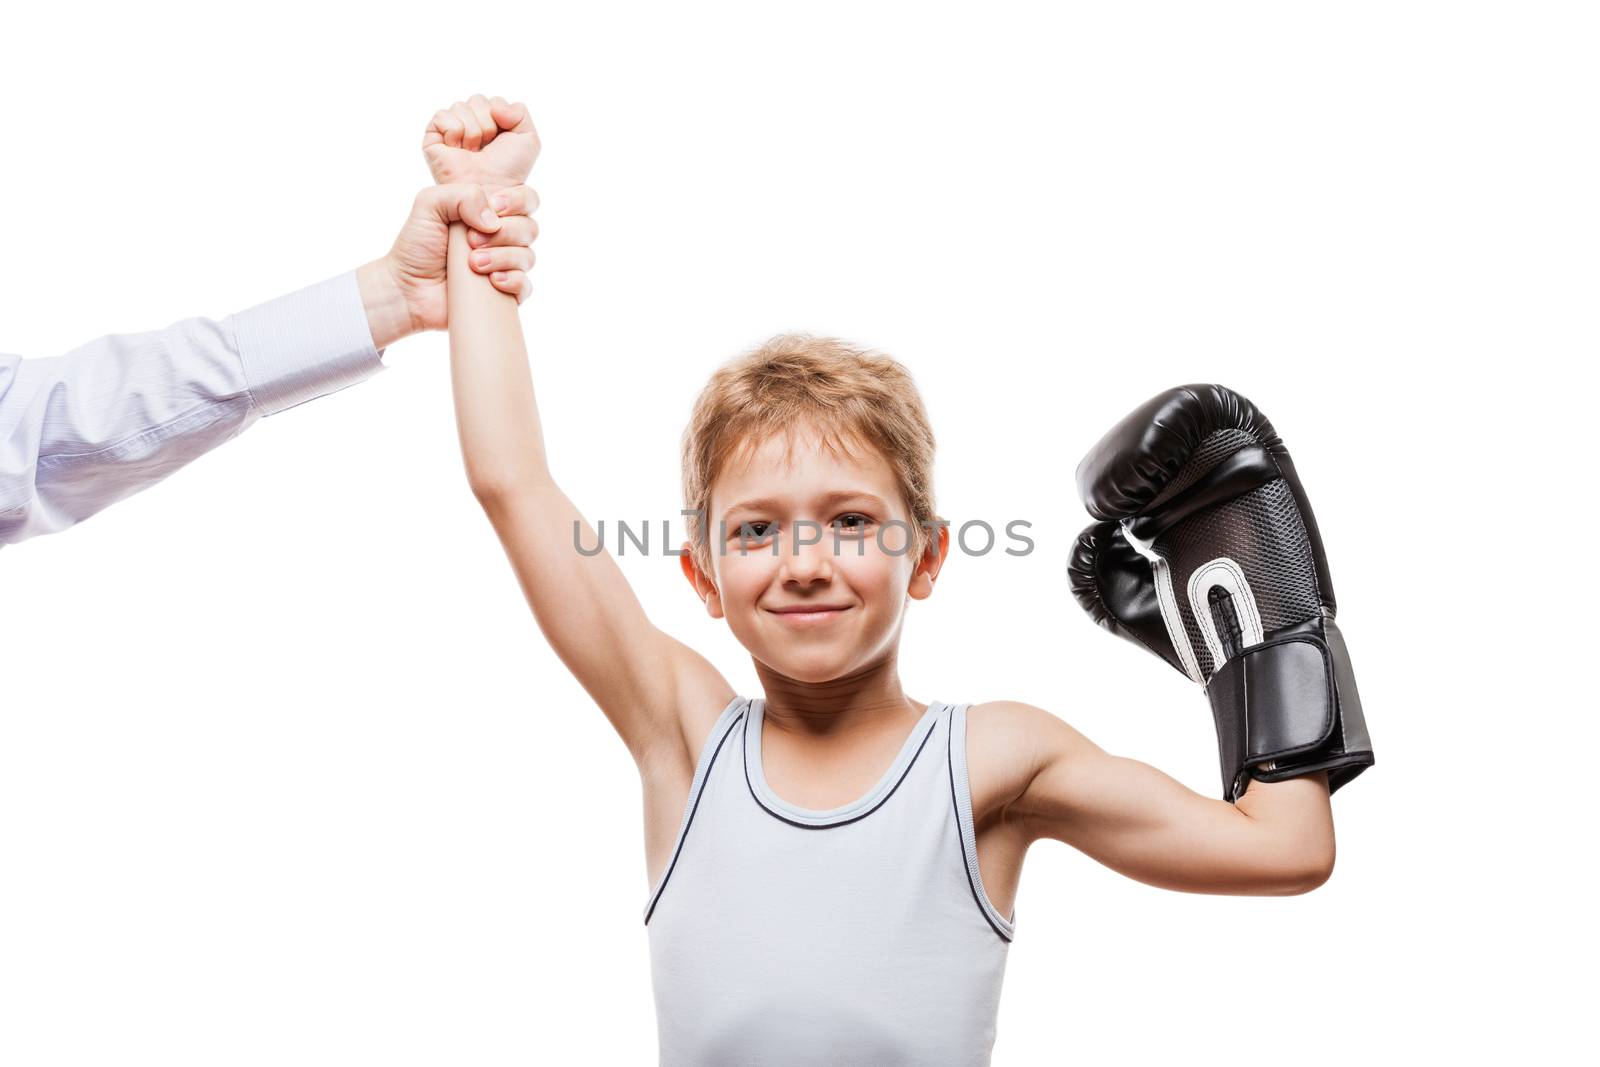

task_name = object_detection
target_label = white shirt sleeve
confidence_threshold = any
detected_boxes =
[0,270,385,547]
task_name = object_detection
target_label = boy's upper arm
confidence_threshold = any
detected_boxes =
[1002,703,1138,848]
[1005,701,1332,894]
[480,482,733,769]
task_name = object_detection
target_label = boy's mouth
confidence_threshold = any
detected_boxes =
[767,605,852,624]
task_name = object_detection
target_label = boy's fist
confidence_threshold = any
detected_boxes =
[422,94,540,189]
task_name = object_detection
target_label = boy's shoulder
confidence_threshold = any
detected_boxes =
[961,699,1091,824]
[964,698,1080,747]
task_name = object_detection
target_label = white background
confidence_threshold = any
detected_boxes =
[1,2,1593,1063]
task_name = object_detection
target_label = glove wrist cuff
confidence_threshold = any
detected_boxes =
[1205,631,1372,801]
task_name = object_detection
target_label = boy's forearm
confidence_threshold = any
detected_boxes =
[1123,771,1334,896]
[1228,772,1336,892]
[445,222,553,495]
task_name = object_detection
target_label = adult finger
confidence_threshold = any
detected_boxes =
[490,266,534,300]
[487,268,533,303]
[465,215,536,248]
[490,185,541,217]
[468,245,535,275]
[419,183,503,232]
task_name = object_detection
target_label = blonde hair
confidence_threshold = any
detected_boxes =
[681,332,940,582]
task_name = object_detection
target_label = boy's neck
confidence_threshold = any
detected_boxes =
[753,658,926,740]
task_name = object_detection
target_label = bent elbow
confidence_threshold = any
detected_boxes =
[1278,847,1336,895]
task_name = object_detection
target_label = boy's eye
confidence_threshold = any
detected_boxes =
[731,515,870,540]
[833,513,871,532]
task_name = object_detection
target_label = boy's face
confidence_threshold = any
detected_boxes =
[684,423,947,684]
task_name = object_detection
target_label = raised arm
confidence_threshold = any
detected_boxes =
[1003,702,1335,894]
[437,98,729,766]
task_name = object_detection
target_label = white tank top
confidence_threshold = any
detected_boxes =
[643,695,1016,1066]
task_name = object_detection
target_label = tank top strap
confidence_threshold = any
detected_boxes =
[947,701,1018,940]
[643,694,749,923]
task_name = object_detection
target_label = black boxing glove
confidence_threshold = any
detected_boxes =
[1067,384,1373,802]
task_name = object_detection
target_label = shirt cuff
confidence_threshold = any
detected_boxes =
[229,270,386,417]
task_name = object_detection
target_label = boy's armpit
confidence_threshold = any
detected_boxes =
[659,636,741,771]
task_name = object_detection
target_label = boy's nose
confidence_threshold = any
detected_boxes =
[780,524,835,583]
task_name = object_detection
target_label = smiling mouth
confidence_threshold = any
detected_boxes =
[767,606,852,623]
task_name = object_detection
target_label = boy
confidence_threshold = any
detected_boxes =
[435,107,1370,1066]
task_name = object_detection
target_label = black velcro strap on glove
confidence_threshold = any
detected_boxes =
[1205,635,1338,802]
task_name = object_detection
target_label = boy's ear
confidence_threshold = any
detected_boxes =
[679,542,724,618]
[907,522,950,602]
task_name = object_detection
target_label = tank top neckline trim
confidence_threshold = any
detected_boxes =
[743,697,945,829]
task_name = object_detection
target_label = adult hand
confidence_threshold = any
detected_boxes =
[422,95,541,189]
[357,183,539,349]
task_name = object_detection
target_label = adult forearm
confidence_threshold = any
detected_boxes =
[446,222,552,497]
[0,273,383,546]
